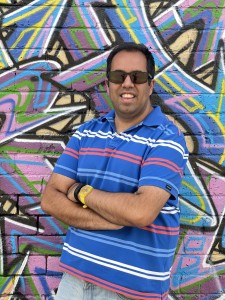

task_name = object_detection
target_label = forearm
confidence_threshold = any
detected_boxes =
[41,188,122,230]
[68,182,138,226]
[83,186,170,228]
[85,188,145,227]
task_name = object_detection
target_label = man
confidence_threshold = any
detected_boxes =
[41,42,189,300]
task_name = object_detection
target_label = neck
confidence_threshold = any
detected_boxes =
[115,106,153,133]
[115,118,133,133]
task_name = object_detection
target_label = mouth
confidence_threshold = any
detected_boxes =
[120,93,136,101]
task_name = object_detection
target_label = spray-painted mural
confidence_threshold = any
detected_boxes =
[0,0,225,298]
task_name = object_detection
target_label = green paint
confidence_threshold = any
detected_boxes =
[85,72,106,85]
[62,70,106,86]
[1,153,40,194]
[176,267,225,295]
[20,244,61,255]
[26,268,42,300]
[1,83,55,125]
[99,84,113,109]
[183,2,224,62]
[59,220,68,230]
[0,276,8,286]
[72,6,97,50]
[0,145,61,156]
[174,229,188,257]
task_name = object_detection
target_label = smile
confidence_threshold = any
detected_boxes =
[121,93,135,99]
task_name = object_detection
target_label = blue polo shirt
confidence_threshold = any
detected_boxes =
[54,106,188,299]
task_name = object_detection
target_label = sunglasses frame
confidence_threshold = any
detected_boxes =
[107,70,151,84]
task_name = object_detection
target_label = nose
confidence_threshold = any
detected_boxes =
[122,74,134,87]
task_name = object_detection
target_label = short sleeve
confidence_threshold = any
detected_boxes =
[139,130,188,200]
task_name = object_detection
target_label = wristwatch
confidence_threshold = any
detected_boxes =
[73,183,85,202]
[78,185,93,208]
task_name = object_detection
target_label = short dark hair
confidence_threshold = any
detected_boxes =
[106,42,155,79]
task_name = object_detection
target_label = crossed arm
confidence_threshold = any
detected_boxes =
[41,173,170,230]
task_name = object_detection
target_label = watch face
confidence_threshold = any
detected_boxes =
[83,186,89,193]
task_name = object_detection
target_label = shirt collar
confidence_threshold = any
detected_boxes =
[141,106,167,127]
[100,109,115,122]
[100,106,167,128]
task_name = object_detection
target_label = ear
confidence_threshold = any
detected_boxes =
[148,79,154,96]
[105,79,110,95]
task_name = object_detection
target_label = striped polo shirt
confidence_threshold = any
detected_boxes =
[54,106,188,299]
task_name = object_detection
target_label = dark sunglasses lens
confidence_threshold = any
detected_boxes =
[108,71,124,83]
[130,72,149,84]
[108,71,149,84]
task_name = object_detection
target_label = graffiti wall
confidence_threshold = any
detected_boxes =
[0,0,225,298]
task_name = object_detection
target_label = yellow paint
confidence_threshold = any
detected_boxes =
[1,278,14,298]
[180,181,206,224]
[0,52,7,69]
[111,0,139,43]
[3,0,62,61]
[157,75,204,112]
[206,80,225,165]
[0,0,11,3]
[217,79,225,117]
[3,0,60,26]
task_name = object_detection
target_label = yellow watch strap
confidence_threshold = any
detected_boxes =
[78,185,93,208]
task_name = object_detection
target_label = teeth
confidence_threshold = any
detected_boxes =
[122,94,134,98]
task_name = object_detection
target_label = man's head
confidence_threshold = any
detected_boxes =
[106,42,155,81]
[105,43,155,129]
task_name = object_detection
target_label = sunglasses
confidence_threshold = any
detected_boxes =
[107,70,151,84]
